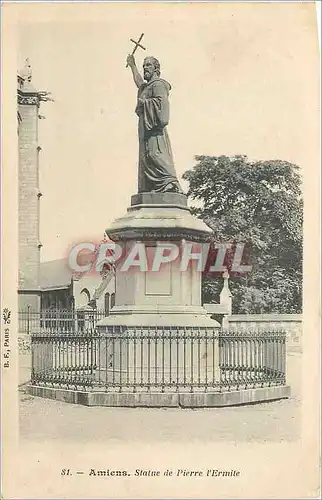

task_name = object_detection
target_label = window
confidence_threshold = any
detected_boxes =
[80,288,90,307]
[104,292,110,316]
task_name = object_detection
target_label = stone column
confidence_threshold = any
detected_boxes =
[220,271,232,329]
[18,70,42,312]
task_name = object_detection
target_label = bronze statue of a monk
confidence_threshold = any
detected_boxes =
[127,54,182,194]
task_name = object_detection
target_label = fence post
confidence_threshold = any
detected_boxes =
[27,305,31,336]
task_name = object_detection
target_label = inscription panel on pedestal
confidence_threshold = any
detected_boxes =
[145,246,172,296]
[145,264,172,296]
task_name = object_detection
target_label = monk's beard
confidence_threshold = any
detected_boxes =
[144,71,153,81]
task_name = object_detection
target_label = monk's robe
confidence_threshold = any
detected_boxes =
[135,77,182,193]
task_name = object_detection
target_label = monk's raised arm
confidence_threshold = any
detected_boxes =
[126,54,144,88]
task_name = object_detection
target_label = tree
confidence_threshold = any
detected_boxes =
[182,155,303,314]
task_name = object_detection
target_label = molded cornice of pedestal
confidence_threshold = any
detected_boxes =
[107,194,213,242]
[131,192,188,210]
[97,308,220,328]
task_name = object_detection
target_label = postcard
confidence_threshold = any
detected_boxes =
[1,1,320,498]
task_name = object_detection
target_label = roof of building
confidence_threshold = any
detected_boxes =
[40,259,73,290]
[40,250,105,290]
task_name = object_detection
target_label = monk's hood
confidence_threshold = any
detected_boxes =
[146,77,171,92]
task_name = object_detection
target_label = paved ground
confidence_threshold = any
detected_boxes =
[19,352,301,444]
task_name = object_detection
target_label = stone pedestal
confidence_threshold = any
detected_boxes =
[98,193,218,326]
[97,192,220,386]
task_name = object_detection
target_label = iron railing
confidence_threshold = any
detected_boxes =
[219,330,286,390]
[19,308,106,335]
[30,326,286,393]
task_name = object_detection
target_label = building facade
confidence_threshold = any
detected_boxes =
[17,60,44,310]
[40,258,115,314]
[17,60,112,313]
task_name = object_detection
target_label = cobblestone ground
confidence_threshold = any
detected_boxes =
[19,353,301,443]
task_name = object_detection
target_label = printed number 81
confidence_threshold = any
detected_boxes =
[61,469,71,476]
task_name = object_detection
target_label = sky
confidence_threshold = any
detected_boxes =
[17,2,319,262]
